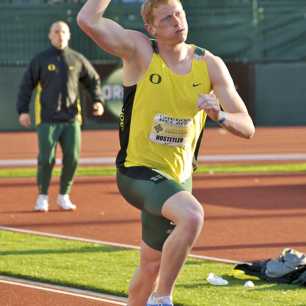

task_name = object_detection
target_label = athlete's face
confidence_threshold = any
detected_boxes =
[49,22,70,50]
[150,0,188,43]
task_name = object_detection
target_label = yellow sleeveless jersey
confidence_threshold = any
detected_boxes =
[116,42,211,183]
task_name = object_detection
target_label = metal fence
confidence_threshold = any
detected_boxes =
[0,0,306,65]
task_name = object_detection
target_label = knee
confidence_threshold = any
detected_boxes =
[63,153,79,165]
[163,192,204,234]
[38,156,55,168]
[183,205,204,236]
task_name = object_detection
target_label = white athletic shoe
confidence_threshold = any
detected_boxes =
[57,194,76,211]
[34,194,49,212]
[146,294,173,306]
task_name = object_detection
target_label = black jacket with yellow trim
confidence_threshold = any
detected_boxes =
[16,46,103,124]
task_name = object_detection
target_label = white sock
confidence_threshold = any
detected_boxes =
[157,296,172,304]
[38,194,48,199]
[58,194,69,199]
[148,293,172,304]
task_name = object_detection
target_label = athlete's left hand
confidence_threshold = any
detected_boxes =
[92,102,104,116]
[197,91,221,121]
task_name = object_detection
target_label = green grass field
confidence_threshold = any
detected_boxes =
[0,162,305,178]
[1,163,305,305]
[1,230,306,306]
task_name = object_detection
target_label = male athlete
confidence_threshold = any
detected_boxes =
[78,1,255,305]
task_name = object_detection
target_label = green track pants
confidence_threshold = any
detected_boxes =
[36,122,81,195]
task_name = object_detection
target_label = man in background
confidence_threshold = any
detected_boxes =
[17,20,104,212]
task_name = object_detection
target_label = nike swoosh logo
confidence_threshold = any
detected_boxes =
[192,82,202,87]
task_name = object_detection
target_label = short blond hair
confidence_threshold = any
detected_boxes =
[141,0,182,25]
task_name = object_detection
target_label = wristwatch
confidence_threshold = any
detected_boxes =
[217,111,227,125]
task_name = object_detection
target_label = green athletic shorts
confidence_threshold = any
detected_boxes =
[116,166,192,251]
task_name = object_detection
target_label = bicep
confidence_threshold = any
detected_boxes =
[213,82,248,113]
[82,18,138,60]
[209,56,248,113]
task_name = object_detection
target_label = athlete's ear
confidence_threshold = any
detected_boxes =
[145,23,157,37]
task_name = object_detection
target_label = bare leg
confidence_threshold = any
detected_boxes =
[156,191,204,297]
[128,241,161,306]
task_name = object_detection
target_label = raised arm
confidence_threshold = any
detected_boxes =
[77,0,141,60]
[198,51,255,139]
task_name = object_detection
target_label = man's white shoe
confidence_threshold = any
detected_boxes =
[34,195,49,212]
[57,194,76,211]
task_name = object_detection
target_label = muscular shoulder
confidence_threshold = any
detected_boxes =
[203,50,225,70]
[202,50,230,85]
[126,30,152,60]
[128,29,148,42]
[191,47,223,69]
[122,31,153,85]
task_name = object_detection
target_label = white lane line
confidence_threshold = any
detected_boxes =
[1,153,306,167]
[0,226,244,264]
[0,226,139,250]
[189,254,246,265]
[0,276,127,305]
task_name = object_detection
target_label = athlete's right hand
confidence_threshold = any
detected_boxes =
[19,113,32,128]
[197,91,221,121]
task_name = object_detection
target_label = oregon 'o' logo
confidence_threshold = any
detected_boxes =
[150,73,162,84]
[48,64,56,71]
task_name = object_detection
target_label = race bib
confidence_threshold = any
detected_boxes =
[149,113,193,147]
